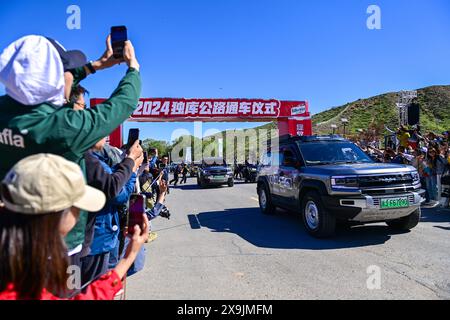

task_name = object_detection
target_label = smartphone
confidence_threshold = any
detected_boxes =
[128,194,146,235]
[127,128,140,148]
[143,151,148,164]
[111,26,128,59]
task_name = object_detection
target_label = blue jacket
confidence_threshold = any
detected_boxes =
[89,151,137,256]
[149,155,159,170]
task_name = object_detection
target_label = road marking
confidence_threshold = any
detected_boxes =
[251,197,259,202]
[194,214,202,227]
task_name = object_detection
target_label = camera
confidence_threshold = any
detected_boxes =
[140,190,171,220]
[159,205,171,220]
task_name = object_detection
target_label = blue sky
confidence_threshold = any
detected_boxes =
[1,0,449,142]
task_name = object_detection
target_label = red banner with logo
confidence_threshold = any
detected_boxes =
[129,98,309,120]
[90,98,312,147]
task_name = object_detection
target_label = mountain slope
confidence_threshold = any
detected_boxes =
[312,85,450,135]
[163,84,450,156]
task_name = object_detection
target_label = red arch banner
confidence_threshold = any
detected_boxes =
[90,98,313,147]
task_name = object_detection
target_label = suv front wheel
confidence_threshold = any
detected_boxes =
[301,191,336,238]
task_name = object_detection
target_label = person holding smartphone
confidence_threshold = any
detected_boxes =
[0,32,142,266]
[145,178,169,220]
[118,177,169,276]
[0,154,149,300]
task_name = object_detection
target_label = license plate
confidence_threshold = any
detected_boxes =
[212,176,225,180]
[380,197,409,209]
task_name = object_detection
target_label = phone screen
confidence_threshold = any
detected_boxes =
[127,128,140,148]
[128,194,145,235]
[111,26,127,59]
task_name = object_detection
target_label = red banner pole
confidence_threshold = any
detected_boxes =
[90,98,123,148]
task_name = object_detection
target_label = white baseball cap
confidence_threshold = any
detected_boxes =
[1,154,106,214]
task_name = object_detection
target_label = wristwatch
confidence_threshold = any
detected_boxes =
[86,61,96,74]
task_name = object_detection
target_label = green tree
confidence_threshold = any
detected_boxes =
[141,138,171,157]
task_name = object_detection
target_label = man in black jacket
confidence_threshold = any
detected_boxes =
[180,163,189,184]
[170,164,181,186]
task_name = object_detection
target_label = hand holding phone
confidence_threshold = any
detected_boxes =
[128,194,146,235]
[127,138,143,162]
[93,34,123,71]
[123,41,140,71]
[127,214,149,250]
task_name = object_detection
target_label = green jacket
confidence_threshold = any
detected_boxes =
[0,67,141,250]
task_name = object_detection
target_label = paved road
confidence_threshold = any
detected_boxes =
[127,178,450,300]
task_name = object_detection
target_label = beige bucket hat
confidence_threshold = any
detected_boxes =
[1,154,105,214]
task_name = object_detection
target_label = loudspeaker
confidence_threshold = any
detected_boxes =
[408,103,420,126]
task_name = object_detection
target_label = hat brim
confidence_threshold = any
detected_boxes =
[73,186,106,212]
[63,50,87,71]
[46,38,87,71]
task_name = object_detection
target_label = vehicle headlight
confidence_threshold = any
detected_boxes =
[411,171,422,188]
[411,171,420,184]
[331,176,359,190]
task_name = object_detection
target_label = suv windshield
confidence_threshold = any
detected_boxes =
[202,159,227,167]
[297,142,373,166]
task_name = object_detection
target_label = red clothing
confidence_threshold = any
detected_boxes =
[0,270,122,300]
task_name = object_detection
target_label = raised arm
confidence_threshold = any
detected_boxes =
[57,42,142,160]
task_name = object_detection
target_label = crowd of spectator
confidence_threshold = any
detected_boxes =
[0,33,448,301]
[0,35,171,300]
[354,126,450,208]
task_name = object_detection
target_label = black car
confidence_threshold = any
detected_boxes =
[197,158,234,188]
